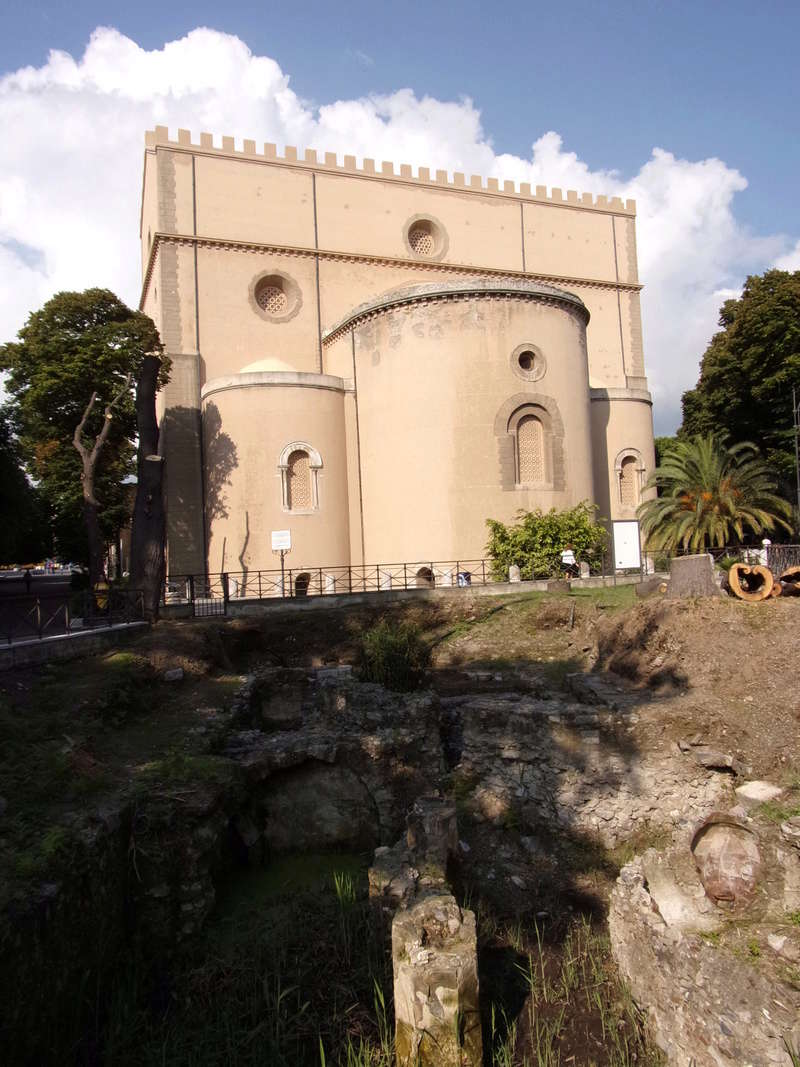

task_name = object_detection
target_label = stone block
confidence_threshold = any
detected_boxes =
[405,796,458,878]
[666,553,720,598]
[392,893,482,1066]
[508,564,521,582]
[734,780,783,807]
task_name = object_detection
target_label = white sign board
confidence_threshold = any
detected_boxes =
[271,529,291,551]
[612,520,641,570]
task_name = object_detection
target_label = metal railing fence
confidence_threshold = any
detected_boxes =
[164,550,646,616]
[0,588,146,645]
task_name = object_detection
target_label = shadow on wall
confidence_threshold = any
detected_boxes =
[161,404,238,574]
[203,403,238,528]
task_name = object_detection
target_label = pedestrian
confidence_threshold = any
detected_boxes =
[24,568,32,595]
[560,544,577,579]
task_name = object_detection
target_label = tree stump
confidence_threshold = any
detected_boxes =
[778,566,800,596]
[727,563,774,601]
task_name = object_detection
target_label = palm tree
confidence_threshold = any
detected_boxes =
[637,433,793,553]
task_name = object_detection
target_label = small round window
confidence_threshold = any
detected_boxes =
[511,343,546,382]
[403,216,447,260]
[257,281,288,315]
[250,271,301,323]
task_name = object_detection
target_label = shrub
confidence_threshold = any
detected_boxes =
[358,620,431,691]
[485,502,608,580]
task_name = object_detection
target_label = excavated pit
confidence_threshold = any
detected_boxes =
[2,594,799,1066]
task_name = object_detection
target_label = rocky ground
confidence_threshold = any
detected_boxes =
[0,586,798,1065]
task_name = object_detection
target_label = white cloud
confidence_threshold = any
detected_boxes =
[1,26,797,432]
[773,239,800,271]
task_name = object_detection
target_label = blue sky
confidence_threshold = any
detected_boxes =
[1,1,799,431]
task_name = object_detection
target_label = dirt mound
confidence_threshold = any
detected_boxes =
[594,597,800,778]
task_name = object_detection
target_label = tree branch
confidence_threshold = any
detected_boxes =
[89,373,132,467]
[72,391,98,463]
[71,374,133,504]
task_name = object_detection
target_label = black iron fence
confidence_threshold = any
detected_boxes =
[699,543,800,574]
[0,588,146,645]
[164,551,648,616]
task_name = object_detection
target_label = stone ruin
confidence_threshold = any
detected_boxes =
[609,786,800,1066]
[369,796,482,1067]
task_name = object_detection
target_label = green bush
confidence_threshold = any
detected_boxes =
[485,502,608,580]
[358,620,431,691]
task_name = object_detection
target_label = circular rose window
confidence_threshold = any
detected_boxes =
[511,343,546,382]
[403,216,447,259]
[250,272,301,322]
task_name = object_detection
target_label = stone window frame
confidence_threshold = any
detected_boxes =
[615,448,646,508]
[249,269,303,324]
[402,213,449,261]
[510,342,547,383]
[279,441,322,513]
[493,393,565,492]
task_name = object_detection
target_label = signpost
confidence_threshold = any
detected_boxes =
[612,520,642,571]
[271,530,291,595]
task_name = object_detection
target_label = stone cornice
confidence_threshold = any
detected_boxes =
[589,386,652,405]
[322,279,589,346]
[139,231,643,311]
[201,371,349,402]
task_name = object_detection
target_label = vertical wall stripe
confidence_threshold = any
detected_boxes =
[191,153,208,564]
[351,329,366,564]
[611,215,626,375]
[519,202,527,273]
[192,155,200,353]
[312,173,323,373]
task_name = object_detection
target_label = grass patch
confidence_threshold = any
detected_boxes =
[486,914,664,1066]
[100,853,393,1067]
[358,620,431,691]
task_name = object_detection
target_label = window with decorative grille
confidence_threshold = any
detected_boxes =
[287,450,312,510]
[620,456,638,506]
[517,415,544,483]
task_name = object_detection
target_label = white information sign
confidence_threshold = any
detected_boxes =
[271,529,291,551]
[612,520,641,570]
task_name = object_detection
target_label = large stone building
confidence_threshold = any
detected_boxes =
[139,127,655,582]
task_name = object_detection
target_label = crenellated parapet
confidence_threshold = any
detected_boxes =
[144,127,636,216]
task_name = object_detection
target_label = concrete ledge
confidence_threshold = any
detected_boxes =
[0,622,149,672]
[201,371,347,401]
[589,387,652,404]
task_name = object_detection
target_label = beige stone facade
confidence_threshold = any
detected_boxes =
[139,127,655,578]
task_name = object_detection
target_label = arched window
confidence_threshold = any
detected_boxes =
[287,450,311,510]
[619,457,638,506]
[615,449,644,508]
[517,414,544,484]
[278,441,323,512]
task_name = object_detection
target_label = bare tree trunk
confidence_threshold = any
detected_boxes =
[83,494,107,588]
[130,354,166,619]
[72,377,131,589]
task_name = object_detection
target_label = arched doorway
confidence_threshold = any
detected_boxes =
[294,572,311,597]
[415,567,434,589]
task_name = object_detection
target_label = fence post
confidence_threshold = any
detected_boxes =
[221,572,230,606]
[403,563,408,590]
[188,574,195,610]
[481,560,486,585]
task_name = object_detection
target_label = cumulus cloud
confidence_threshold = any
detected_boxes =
[773,239,800,271]
[1,26,797,431]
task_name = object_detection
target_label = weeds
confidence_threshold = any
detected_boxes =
[358,620,431,691]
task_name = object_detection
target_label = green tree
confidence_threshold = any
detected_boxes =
[654,435,679,467]
[680,269,800,498]
[485,502,608,580]
[0,409,52,564]
[0,290,165,583]
[637,433,792,553]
